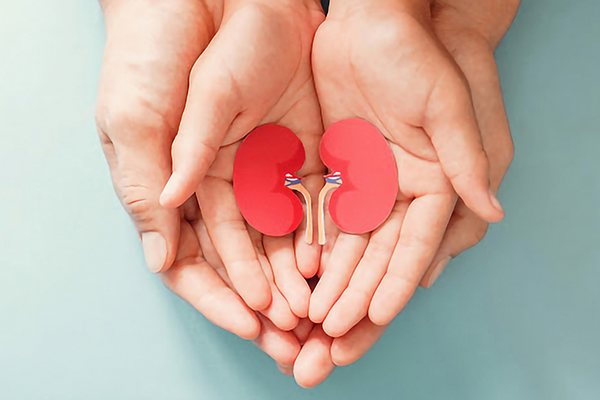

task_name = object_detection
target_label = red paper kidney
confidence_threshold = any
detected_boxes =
[233,124,306,237]
[320,118,398,234]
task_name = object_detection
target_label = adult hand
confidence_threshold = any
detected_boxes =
[96,0,221,273]
[95,0,279,342]
[162,0,326,315]
[309,0,517,337]
[292,0,519,386]
[97,0,324,318]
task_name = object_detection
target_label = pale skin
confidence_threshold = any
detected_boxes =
[95,0,519,388]
[310,0,519,335]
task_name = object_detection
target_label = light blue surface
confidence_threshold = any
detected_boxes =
[1,1,599,399]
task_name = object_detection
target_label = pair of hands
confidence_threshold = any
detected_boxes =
[96,0,518,387]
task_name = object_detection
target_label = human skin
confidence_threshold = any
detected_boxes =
[95,0,519,388]
[183,0,326,322]
[96,0,328,329]
[307,0,519,337]
[95,0,325,336]
[289,0,519,387]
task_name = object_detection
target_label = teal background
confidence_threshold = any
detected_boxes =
[1,0,599,399]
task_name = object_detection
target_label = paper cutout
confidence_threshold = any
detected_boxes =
[233,124,313,243]
[318,118,398,244]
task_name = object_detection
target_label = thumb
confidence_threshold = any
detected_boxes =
[423,69,504,223]
[159,49,240,209]
[99,122,180,273]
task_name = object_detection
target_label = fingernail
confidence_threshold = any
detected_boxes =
[488,188,504,213]
[425,256,451,288]
[141,232,167,273]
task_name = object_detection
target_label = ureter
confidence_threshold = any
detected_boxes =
[290,184,313,245]
[317,182,339,245]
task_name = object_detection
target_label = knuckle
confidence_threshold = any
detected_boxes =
[346,284,373,307]
[499,137,515,170]
[401,232,429,253]
[120,184,156,226]
[366,238,393,261]
[445,148,489,183]
[95,103,173,143]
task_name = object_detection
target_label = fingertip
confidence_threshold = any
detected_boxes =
[236,314,262,341]
[487,189,505,222]
[289,288,310,319]
[159,173,187,209]
[367,300,394,327]
[322,318,348,339]
[475,203,504,224]
[330,341,353,367]
[267,304,300,332]
[322,323,342,339]
[141,232,168,274]
[277,363,294,376]
[457,185,504,224]
[308,300,326,324]
[294,356,334,389]
[245,285,273,312]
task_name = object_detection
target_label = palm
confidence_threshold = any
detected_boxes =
[298,0,518,386]
[310,7,459,332]
[97,0,323,370]
[189,1,325,322]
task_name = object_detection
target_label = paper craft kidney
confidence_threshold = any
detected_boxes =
[233,124,312,242]
[318,118,398,244]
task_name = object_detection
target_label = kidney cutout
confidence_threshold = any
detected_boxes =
[318,118,398,244]
[233,124,312,241]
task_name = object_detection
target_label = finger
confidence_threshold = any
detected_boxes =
[98,126,179,274]
[421,43,514,289]
[161,220,260,340]
[264,234,311,318]
[309,233,368,323]
[254,315,301,367]
[247,229,299,331]
[420,202,486,288]
[197,211,297,334]
[160,8,298,208]
[277,363,294,376]
[158,46,240,209]
[195,218,233,286]
[423,69,504,223]
[293,318,314,345]
[323,204,407,337]
[293,325,335,388]
[369,194,455,325]
[330,318,387,367]
[196,176,271,310]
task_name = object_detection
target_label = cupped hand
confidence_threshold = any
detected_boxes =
[96,0,221,273]
[162,0,326,316]
[97,0,325,319]
[289,0,519,387]
[164,199,306,365]
[309,0,518,337]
